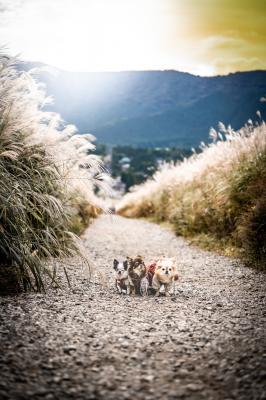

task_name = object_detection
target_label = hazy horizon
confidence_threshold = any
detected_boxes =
[21,58,266,78]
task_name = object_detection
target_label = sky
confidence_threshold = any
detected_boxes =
[0,0,265,76]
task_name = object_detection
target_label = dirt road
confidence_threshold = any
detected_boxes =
[0,215,265,400]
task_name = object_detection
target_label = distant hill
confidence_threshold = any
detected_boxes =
[23,64,266,148]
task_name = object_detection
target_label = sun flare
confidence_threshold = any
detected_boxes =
[0,0,265,75]
[6,0,167,72]
[63,0,164,71]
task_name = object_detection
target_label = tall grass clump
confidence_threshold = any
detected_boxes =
[0,54,108,293]
[118,121,266,268]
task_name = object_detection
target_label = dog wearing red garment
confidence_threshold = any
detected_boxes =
[147,258,179,296]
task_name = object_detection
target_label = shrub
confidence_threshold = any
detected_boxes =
[68,196,102,235]
[0,134,78,292]
[0,53,108,292]
[235,155,266,267]
[118,122,266,268]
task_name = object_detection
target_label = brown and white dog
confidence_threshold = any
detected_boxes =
[151,258,178,297]
[127,255,148,296]
[113,259,130,294]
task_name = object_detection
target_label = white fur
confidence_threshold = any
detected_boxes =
[140,276,149,296]
[113,260,130,294]
[152,258,177,296]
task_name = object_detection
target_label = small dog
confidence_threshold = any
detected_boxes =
[152,258,178,297]
[113,259,130,294]
[127,255,148,295]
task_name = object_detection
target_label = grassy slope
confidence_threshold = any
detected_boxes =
[118,122,266,268]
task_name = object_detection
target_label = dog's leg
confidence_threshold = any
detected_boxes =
[173,281,176,297]
[165,284,171,297]
[116,281,122,294]
[145,281,149,296]
[159,283,165,294]
[152,276,161,297]
[129,284,135,296]
[143,284,148,296]
[140,285,148,296]
[126,285,130,295]
[140,278,147,296]
[170,281,176,296]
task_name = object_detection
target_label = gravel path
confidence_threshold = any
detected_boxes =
[1,215,266,400]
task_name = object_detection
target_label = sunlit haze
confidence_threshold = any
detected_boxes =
[0,0,265,75]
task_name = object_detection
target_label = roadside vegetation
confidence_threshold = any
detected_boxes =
[118,120,266,268]
[0,54,108,293]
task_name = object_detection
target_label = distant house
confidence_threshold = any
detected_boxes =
[119,156,131,165]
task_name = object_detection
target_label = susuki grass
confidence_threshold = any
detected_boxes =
[0,53,109,293]
[118,121,266,268]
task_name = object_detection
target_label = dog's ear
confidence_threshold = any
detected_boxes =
[127,256,133,265]
[136,255,144,266]
[126,257,134,271]
[123,260,128,270]
[113,259,119,270]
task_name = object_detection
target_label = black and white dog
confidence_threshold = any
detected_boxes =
[113,259,130,294]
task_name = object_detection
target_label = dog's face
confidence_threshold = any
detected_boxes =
[154,258,177,283]
[113,259,128,280]
[128,256,146,277]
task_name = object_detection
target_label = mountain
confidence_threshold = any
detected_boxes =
[25,64,266,148]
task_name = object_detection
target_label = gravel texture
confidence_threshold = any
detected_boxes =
[0,215,266,400]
